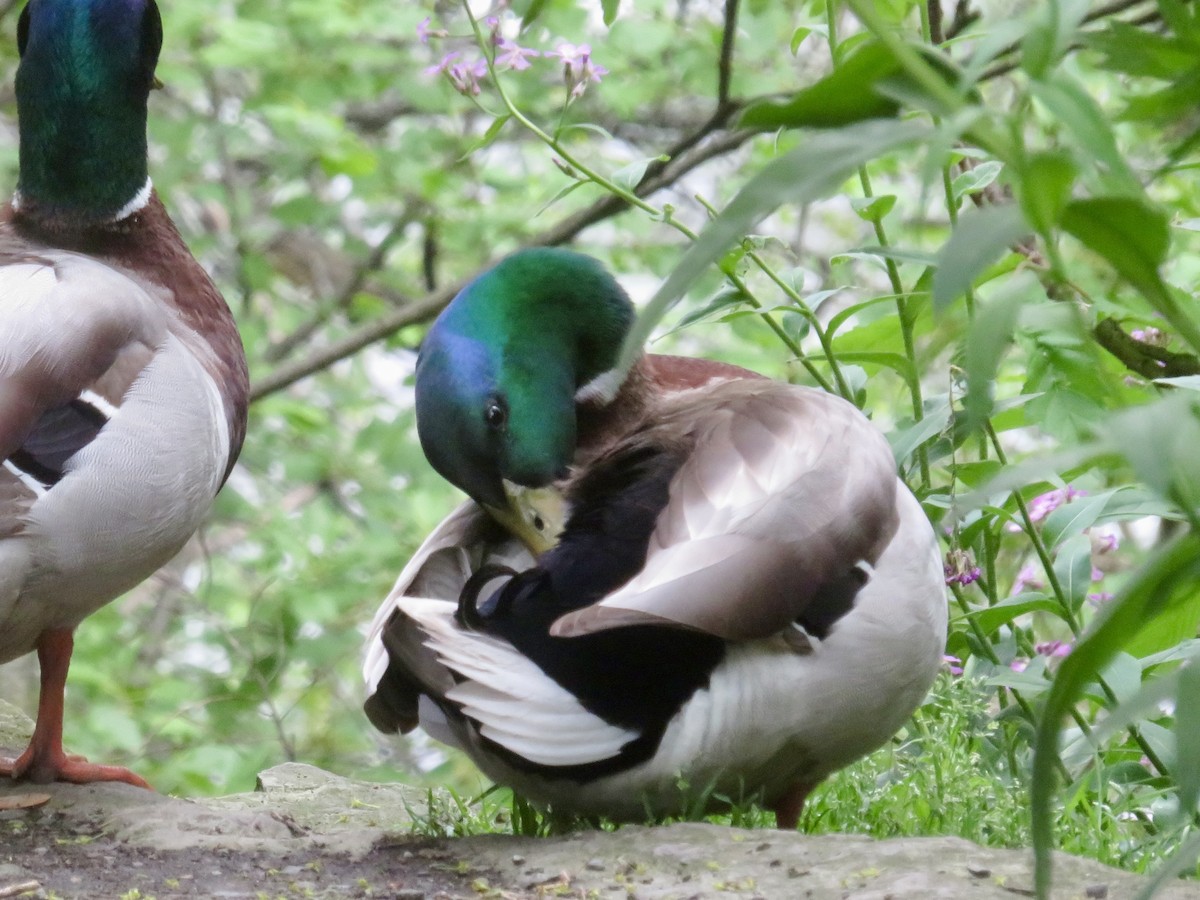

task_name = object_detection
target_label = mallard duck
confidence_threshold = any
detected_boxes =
[0,0,247,787]
[363,248,946,827]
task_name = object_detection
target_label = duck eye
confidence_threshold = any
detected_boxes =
[484,400,507,430]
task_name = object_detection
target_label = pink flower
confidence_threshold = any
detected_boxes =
[1087,591,1114,606]
[1131,327,1166,346]
[1006,486,1087,532]
[944,548,981,586]
[496,37,539,71]
[448,58,489,95]
[552,42,608,99]
[1091,526,1120,557]
[424,50,461,77]
[943,654,964,676]
[1035,640,1072,658]
[1011,563,1044,595]
[1028,486,1086,523]
[1010,658,1029,673]
[416,16,447,44]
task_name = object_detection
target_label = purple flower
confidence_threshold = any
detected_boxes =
[943,548,981,586]
[496,37,539,71]
[416,16,447,44]
[1087,591,1114,606]
[424,50,461,77]
[1131,326,1166,346]
[1011,563,1044,595]
[943,654,964,676]
[1092,528,1120,555]
[1029,486,1086,523]
[446,57,489,96]
[1035,640,1072,659]
[552,42,608,99]
[1010,658,1029,673]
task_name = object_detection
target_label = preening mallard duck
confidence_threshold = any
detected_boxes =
[0,0,248,787]
[363,248,946,827]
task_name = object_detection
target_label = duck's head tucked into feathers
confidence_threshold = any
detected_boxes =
[367,252,949,827]
[416,248,633,513]
[15,0,162,228]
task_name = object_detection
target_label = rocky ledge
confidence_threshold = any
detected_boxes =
[1,700,1195,899]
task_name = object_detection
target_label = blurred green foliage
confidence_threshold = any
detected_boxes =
[3,1,1200,895]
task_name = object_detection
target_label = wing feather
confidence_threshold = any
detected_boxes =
[0,251,166,459]
[374,596,638,767]
[552,383,901,641]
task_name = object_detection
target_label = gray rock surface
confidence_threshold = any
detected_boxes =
[2,699,1198,898]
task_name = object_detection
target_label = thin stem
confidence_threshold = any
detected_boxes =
[746,249,852,398]
[984,424,1171,778]
[825,1,930,484]
[859,166,931,484]
[465,3,849,397]
[691,196,848,397]
[717,0,739,108]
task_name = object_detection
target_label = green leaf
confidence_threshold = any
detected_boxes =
[601,0,620,27]
[740,41,903,129]
[932,205,1028,312]
[1098,651,1142,706]
[888,397,952,468]
[832,351,915,381]
[1040,489,1117,551]
[612,155,668,192]
[670,286,749,332]
[850,194,897,222]
[617,118,931,374]
[1032,532,1200,897]
[1019,151,1077,233]
[1021,0,1089,78]
[1106,393,1200,509]
[1086,20,1198,79]
[517,0,550,29]
[950,160,1002,202]
[1053,532,1093,611]
[827,294,899,337]
[740,40,961,130]
[533,180,586,217]
[1030,76,1142,196]
[1060,197,1170,306]
[459,114,511,159]
[964,593,1063,637]
[790,26,818,55]
[963,279,1027,429]
[1174,663,1200,821]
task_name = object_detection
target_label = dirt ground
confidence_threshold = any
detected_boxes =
[2,806,481,899]
[4,702,1200,900]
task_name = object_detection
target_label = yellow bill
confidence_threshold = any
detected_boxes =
[485,480,567,556]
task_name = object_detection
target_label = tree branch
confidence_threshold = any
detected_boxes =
[248,125,756,402]
[717,0,740,109]
[1093,318,1200,380]
[980,0,1159,80]
[263,206,416,363]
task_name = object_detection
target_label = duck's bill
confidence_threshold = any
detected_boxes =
[485,481,567,556]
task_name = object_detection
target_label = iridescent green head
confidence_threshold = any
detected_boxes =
[14,0,162,225]
[415,248,634,516]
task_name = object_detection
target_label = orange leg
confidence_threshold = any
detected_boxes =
[769,779,817,830]
[0,628,151,789]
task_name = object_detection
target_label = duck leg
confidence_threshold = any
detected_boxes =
[769,778,818,830]
[0,628,151,789]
